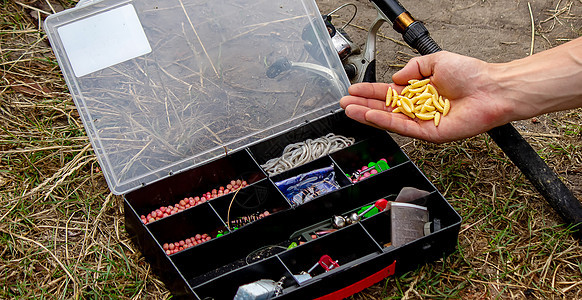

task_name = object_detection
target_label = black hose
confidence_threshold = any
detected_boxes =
[488,124,582,235]
[402,22,441,56]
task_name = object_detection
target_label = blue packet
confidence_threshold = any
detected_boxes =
[275,165,339,206]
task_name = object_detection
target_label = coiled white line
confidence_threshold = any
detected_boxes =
[261,133,355,176]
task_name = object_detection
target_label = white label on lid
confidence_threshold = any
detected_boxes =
[57,4,151,77]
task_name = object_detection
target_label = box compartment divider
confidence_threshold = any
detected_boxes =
[249,112,387,172]
[268,156,351,207]
[173,208,301,287]
[345,161,437,202]
[170,182,394,287]
[123,200,198,299]
[146,203,228,252]
[124,149,266,220]
[192,256,297,300]
[277,224,382,282]
[330,134,410,184]
[209,178,291,230]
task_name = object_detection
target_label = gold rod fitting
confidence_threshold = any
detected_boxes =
[393,12,415,33]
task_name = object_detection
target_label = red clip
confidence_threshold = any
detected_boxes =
[318,255,340,271]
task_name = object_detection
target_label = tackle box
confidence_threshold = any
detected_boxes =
[44,0,462,299]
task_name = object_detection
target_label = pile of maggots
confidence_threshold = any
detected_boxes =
[386,79,450,126]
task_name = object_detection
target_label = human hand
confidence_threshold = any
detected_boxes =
[340,51,513,143]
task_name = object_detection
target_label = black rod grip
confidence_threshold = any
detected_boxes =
[369,0,406,22]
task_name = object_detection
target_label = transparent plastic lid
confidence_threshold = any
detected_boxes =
[44,0,349,194]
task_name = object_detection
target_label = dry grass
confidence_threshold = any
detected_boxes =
[1,0,582,299]
[1,0,168,298]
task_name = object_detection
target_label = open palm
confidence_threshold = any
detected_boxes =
[340,52,512,143]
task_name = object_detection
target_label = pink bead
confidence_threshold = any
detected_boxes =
[371,169,378,175]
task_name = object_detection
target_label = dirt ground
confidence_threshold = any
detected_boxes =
[2,0,582,299]
[318,0,582,75]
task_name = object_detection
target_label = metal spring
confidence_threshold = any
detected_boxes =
[230,212,265,227]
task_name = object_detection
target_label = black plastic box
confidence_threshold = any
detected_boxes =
[123,112,462,299]
[43,1,462,298]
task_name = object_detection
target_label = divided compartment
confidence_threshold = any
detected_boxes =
[193,256,296,300]
[172,208,301,287]
[278,224,381,280]
[360,191,443,245]
[280,161,437,239]
[360,191,462,272]
[171,182,387,288]
[330,133,409,183]
[249,112,388,174]
[270,156,351,207]
[210,179,291,230]
[344,161,437,206]
[124,150,266,223]
[146,203,228,256]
